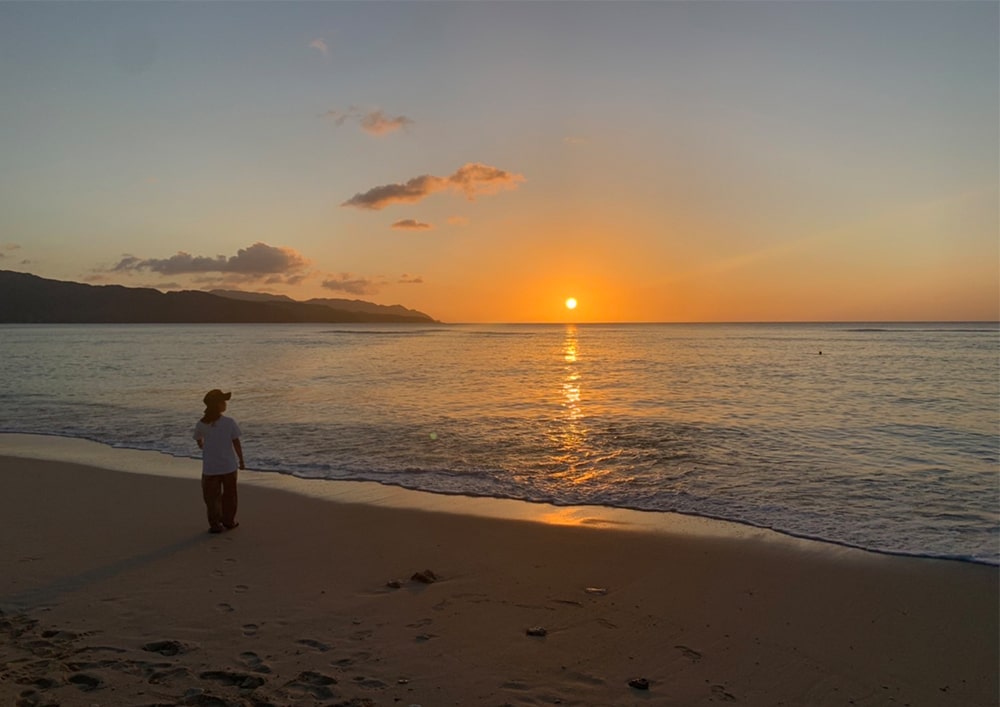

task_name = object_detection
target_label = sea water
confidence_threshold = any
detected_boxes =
[0,322,996,564]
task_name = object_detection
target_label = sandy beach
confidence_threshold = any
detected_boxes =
[1,452,997,707]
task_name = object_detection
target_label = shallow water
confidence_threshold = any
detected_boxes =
[0,322,997,563]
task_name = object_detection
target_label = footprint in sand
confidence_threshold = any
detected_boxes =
[711,684,737,701]
[75,645,126,655]
[24,676,61,690]
[283,670,338,700]
[199,669,266,690]
[147,666,191,685]
[234,584,250,593]
[353,676,388,689]
[64,658,121,672]
[242,624,259,637]
[216,602,235,613]
[296,638,331,652]
[331,650,371,668]
[238,651,273,674]
[142,640,193,657]
[675,645,703,662]
[23,638,63,656]
[68,673,103,691]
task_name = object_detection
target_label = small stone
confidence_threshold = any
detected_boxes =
[629,677,650,690]
[584,587,608,595]
[386,580,403,589]
[411,570,438,584]
[526,626,548,637]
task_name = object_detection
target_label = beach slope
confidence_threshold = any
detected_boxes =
[1,456,996,706]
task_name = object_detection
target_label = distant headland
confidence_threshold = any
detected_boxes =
[0,271,438,324]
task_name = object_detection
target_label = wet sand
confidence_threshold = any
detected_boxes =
[1,452,997,706]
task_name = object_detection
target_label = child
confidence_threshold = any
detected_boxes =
[193,389,245,533]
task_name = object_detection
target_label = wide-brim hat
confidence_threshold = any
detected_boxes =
[203,389,232,405]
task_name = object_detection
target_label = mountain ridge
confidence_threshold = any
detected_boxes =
[209,289,431,319]
[0,271,438,324]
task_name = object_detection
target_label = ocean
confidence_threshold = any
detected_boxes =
[0,322,997,564]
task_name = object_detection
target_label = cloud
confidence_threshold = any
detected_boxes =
[308,39,329,57]
[112,255,144,271]
[342,175,443,210]
[391,219,432,230]
[0,243,21,259]
[322,273,381,296]
[360,109,413,136]
[398,274,424,285]
[323,107,413,136]
[110,242,310,284]
[342,162,524,210]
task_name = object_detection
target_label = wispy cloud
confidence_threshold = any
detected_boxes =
[324,107,413,136]
[343,162,525,211]
[322,273,381,296]
[308,39,329,57]
[0,243,21,260]
[398,274,424,285]
[361,110,413,136]
[110,242,310,285]
[391,219,432,230]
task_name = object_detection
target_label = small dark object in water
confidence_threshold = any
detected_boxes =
[629,677,650,690]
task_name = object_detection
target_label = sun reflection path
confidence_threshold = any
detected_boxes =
[562,374,581,420]
[562,325,581,421]
[552,324,589,480]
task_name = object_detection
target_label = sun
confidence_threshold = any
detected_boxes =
[565,297,578,310]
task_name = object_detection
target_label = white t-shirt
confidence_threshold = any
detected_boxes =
[193,415,242,475]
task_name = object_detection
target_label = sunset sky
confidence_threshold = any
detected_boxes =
[1,1,996,323]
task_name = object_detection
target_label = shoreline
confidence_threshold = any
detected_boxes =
[1,439,998,705]
[1,432,995,568]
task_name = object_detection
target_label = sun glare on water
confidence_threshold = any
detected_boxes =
[565,297,578,310]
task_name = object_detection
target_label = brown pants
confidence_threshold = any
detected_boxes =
[201,471,238,529]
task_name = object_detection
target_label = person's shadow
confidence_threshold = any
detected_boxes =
[1,532,213,611]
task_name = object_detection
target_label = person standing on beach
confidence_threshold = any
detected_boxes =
[193,389,245,534]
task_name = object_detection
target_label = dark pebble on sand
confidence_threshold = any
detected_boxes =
[629,678,650,690]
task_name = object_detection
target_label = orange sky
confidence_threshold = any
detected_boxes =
[1,2,997,322]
